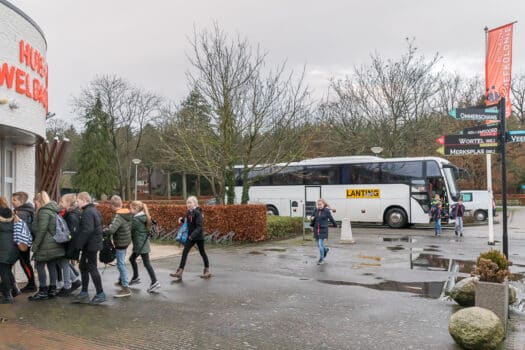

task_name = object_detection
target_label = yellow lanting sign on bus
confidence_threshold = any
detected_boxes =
[346,188,380,199]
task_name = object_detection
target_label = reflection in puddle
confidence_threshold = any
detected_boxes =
[318,279,445,298]
[383,236,412,243]
[387,245,405,251]
[423,248,441,253]
[411,253,476,274]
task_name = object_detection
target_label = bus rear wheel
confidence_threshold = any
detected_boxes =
[385,208,407,228]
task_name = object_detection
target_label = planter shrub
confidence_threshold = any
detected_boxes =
[267,216,303,240]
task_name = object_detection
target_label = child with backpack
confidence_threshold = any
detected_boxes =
[450,199,466,237]
[430,201,443,236]
[129,201,160,293]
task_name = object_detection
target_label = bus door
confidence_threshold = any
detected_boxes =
[304,186,321,217]
[410,179,430,222]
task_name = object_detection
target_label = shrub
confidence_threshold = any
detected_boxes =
[472,250,511,283]
[267,216,303,240]
[97,203,267,242]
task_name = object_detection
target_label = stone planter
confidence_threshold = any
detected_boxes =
[475,280,509,331]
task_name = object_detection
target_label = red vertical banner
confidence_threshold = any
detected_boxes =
[485,23,514,117]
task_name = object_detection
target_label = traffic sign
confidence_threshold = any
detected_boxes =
[436,146,499,156]
[507,130,525,143]
[448,106,499,121]
[436,134,499,146]
[462,124,499,135]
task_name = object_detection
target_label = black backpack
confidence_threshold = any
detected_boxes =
[99,237,116,264]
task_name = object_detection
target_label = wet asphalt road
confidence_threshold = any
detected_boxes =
[0,209,524,350]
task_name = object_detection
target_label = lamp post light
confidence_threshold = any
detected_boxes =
[371,147,383,156]
[132,159,142,201]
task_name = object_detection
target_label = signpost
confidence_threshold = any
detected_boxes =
[462,124,499,135]
[448,106,499,121]
[507,130,525,143]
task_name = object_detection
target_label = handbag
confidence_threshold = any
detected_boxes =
[175,219,188,244]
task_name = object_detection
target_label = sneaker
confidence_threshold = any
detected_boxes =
[114,280,122,287]
[70,280,81,292]
[147,281,160,293]
[57,288,72,297]
[324,248,330,258]
[113,287,131,298]
[90,292,106,305]
[460,233,463,237]
[20,283,37,293]
[129,277,141,285]
[72,292,90,304]
[454,230,458,236]
[317,259,325,265]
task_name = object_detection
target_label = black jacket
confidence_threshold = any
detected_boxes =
[76,204,103,252]
[186,207,204,241]
[0,217,18,265]
[311,207,337,240]
[64,208,81,259]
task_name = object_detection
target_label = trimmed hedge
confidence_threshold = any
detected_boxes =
[97,203,267,242]
[267,216,304,240]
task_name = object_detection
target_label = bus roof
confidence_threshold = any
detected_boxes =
[236,156,453,169]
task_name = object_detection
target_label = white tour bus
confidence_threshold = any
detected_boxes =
[234,156,461,228]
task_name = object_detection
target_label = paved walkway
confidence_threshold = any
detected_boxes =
[0,209,524,350]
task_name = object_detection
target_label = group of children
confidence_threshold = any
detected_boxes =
[0,191,211,304]
[430,194,465,237]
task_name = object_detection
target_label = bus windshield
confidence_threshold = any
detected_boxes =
[443,165,460,201]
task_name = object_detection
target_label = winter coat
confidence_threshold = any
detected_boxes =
[31,201,65,262]
[0,216,18,265]
[186,207,204,241]
[14,202,35,236]
[104,209,132,249]
[64,208,81,260]
[76,203,103,252]
[451,204,465,218]
[311,207,337,240]
[131,212,150,254]
[430,205,443,221]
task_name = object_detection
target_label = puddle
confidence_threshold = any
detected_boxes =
[427,245,440,248]
[423,248,441,253]
[382,236,412,243]
[248,251,267,255]
[387,245,405,251]
[361,273,374,276]
[263,248,287,252]
[318,279,445,298]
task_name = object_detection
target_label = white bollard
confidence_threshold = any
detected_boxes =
[340,217,355,244]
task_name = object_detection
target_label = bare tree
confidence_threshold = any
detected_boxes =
[511,73,525,125]
[72,75,163,199]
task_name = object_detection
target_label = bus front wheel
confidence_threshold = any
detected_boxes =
[385,208,407,228]
[267,205,279,216]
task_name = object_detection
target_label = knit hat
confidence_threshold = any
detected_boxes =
[0,207,13,219]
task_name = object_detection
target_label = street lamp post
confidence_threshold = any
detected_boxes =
[132,159,142,201]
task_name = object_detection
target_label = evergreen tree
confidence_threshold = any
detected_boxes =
[72,97,118,198]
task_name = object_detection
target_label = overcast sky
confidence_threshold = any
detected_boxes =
[8,0,525,124]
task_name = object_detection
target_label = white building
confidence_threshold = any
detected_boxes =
[0,0,47,199]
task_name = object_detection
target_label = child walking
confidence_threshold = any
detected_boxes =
[129,201,160,293]
[431,201,443,236]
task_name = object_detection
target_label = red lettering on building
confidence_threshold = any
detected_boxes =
[0,63,15,89]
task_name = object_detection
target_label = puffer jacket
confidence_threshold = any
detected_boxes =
[311,207,337,240]
[76,203,103,252]
[186,207,204,241]
[104,208,132,249]
[131,212,150,254]
[31,201,65,262]
[0,216,18,265]
[64,208,81,260]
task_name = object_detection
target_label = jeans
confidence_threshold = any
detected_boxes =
[35,260,58,287]
[179,239,209,269]
[317,238,327,260]
[58,258,77,289]
[455,217,464,235]
[115,249,129,287]
[435,219,442,235]
[130,253,157,284]
[79,250,103,294]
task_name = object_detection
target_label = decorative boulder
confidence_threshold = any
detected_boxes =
[509,285,517,305]
[450,277,477,306]
[449,307,505,350]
